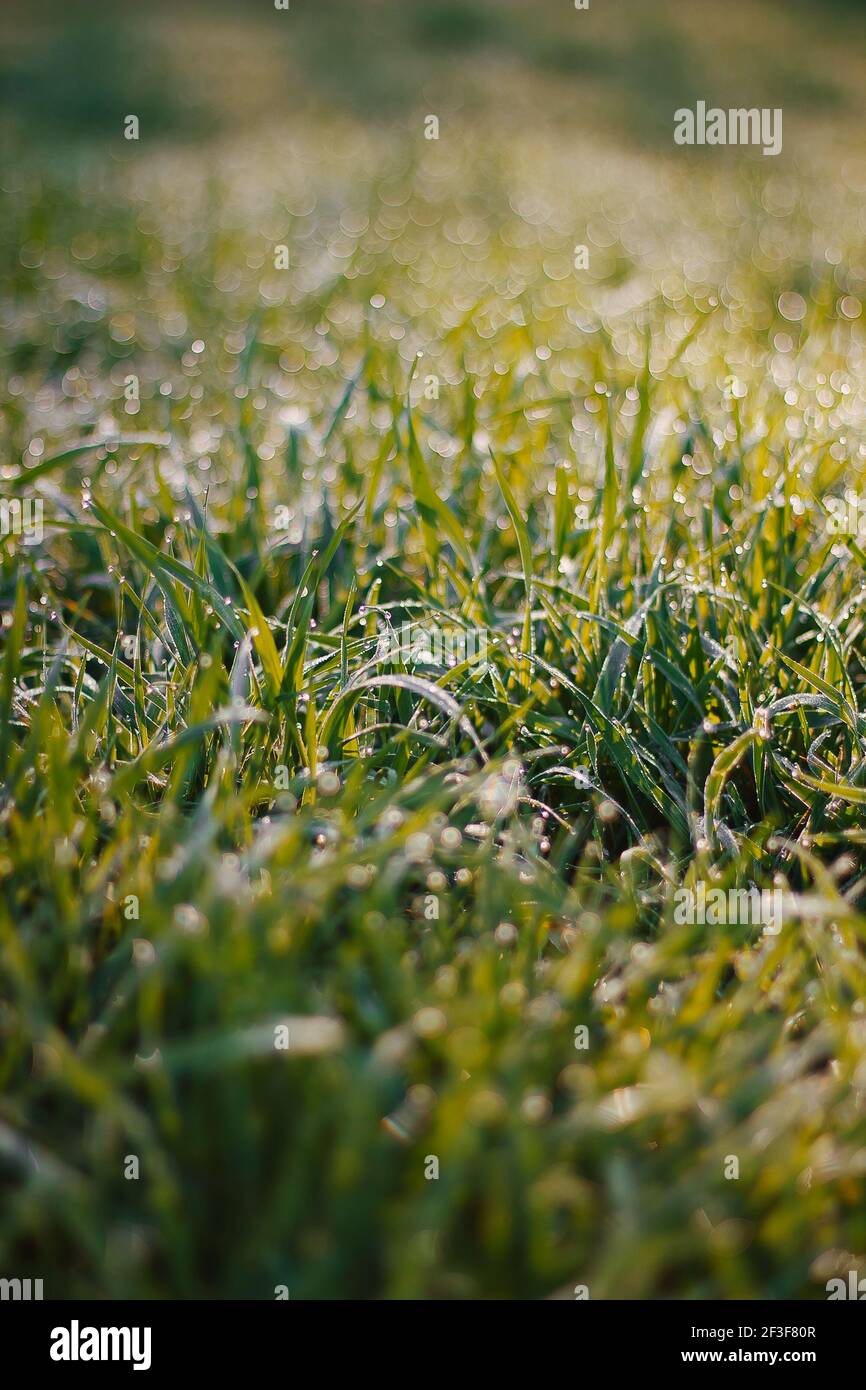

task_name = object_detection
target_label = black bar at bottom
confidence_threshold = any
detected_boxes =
[0,1298,859,1376]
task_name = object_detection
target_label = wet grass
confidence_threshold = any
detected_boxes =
[2,8,866,1301]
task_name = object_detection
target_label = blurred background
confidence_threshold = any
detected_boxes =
[1,0,865,157]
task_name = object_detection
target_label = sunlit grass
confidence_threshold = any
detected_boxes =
[2,113,866,1298]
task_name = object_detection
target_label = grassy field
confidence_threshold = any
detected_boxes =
[2,1,866,1300]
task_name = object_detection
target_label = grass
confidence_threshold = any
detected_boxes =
[3,12,866,1299]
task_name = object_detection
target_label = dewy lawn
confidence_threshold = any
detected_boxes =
[2,0,866,1301]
